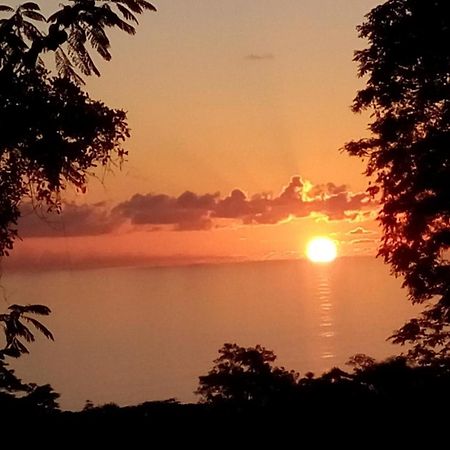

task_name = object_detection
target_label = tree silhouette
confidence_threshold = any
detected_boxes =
[0,2,155,412]
[0,304,53,358]
[345,0,450,362]
[0,1,156,79]
[196,343,299,407]
[0,303,59,410]
[0,1,156,255]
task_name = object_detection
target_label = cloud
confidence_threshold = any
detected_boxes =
[115,176,374,230]
[347,227,374,235]
[17,176,376,237]
[112,192,219,231]
[350,238,376,245]
[245,53,275,61]
[312,192,370,221]
[18,202,119,238]
[214,189,252,219]
[308,182,348,197]
[245,177,372,224]
[248,177,310,224]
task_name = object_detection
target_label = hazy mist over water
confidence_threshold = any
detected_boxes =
[3,257,416,410]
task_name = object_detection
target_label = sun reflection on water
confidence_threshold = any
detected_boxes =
[315,268,336,362]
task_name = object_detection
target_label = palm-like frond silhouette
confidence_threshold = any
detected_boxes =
[0,2,45,70]
[52,0,156,79]
[0,304,54,359]
[0,1,156,82]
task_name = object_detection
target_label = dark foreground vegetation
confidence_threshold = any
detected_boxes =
[2,343,450,438]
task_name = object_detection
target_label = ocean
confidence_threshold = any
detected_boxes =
[2,257,417,410]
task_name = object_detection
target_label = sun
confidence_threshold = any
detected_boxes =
[306,237,337,263]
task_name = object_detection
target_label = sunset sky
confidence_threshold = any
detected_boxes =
[8,0,383,270]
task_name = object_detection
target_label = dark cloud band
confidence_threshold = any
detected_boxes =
[18,176,375,237]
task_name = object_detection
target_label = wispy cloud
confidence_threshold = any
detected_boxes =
[347,227,375,235]
[350,238,376,245]
[18,202,119,238]
[245,53,275,61]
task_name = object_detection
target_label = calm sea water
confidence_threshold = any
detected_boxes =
[2,257,417,410]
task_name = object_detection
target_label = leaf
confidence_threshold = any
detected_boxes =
[86,25,111,60]
[18,2,40,11]
[22,10,45,21]
[8,304,25,313]
[9,304,51,316]
[116,4,138,24]
[10,338,30,355]
[55,48,85,85]
[3,346,23,358]
[101,9,136,35]
[22,20,43,40]
[10,320,35,342]
[113,17,136,35]
[0,5,14,12]
[47,9,63,23]
[24,316,54,341]
[112,0,156,14]
[137,0,157,12]
[68,28,100,76]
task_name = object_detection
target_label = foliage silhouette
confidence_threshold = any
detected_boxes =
[0,1,156,81]
[0,1,155,420]
[345,0,450,362]
[2,342,450,437]
[0,1,156,256]
[0,303,53,358]
[0,303,59,411]
[0,1,157,420]
[196,344,450,413]
[196,343,299,407]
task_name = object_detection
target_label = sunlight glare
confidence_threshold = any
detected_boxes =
[306,237,337,263]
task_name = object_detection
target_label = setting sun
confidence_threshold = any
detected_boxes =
[306,237,338,263]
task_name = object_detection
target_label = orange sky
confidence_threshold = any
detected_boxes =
[6,0,383,270]
[83,0,379,200]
